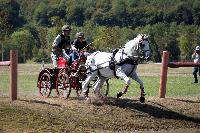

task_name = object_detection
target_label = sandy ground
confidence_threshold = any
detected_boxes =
[0,96,199,132]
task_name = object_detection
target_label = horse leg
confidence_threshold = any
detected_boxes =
[116,68,131,98]
[131,71,145,103]
[93,76,106,100]
[82,71,97,98]
[116,83,129,98]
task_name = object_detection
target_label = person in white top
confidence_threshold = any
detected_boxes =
[51,25,71,68]
[192,45,200,83]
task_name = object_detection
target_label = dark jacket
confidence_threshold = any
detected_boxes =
[72,39,89,51]
[52,34,71,54]
[58,34,71,49]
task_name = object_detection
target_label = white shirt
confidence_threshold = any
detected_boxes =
[193,53,200,63]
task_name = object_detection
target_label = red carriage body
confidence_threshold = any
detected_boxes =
[37,52,87,98]
[57,57,68,68]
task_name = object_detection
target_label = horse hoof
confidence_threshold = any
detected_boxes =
[117,92,123,98]
[139,96,145,103]
[85,97,91,103]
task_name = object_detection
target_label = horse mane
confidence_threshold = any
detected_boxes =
[123,35,141,57]
[123,34,149,57]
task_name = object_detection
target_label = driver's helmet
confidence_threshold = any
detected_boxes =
[76,32,84,38]
[62,25,71,31]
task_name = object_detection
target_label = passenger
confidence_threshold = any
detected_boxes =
[192,45,200,83]
[70,32,94,62]
[51,25,72,68]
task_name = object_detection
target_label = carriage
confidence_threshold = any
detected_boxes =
[37,51,88,99]
[37,51,109,99]
[37,34,150,102]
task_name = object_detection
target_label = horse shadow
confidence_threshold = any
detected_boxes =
[19,98,61,107]
[99,97,200,124]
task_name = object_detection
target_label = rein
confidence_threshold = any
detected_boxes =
[119,49,139,66]
[138,39,150,59]
[85,61,110,75]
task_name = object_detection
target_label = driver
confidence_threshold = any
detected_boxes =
[70,32,94,62]
[51,25,71,68]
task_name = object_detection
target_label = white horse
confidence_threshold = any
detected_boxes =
[82,34,151,103]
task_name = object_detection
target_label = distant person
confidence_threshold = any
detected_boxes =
[51,25,72,68]
[70,32,94,62]
[192,45,200,83]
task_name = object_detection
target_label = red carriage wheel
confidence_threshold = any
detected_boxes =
[38,73,52,98]
[56,69,71,99]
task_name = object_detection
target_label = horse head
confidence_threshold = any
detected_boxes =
[138,34,151,60]
[123,34,151,61]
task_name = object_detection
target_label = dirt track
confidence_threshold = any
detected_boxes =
[0,63,199,132]
[0,96,199,132]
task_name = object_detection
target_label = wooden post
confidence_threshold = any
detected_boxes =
[10,50,18,100]
[159,51,169,98]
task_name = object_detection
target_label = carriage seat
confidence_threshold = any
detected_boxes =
[57,57,68,68]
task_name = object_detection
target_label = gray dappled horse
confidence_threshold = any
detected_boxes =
[82,34,151,103]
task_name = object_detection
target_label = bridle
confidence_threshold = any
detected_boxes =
[138,38,150,59]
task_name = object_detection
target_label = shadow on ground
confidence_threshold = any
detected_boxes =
[99,97,200,124]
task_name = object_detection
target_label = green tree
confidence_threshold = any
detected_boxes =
[11,29,35,62]
[111,0,127,26]
[177,34,191,59]
[192,0,200,25]
[33,2,49,26]
[177,25,200,60]
[65,1,85,26]
[32,47,49,63]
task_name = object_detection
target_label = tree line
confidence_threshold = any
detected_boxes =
[1,0,200,63]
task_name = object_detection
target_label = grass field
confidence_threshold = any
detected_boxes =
[0,63,200,132]
[0,63,199,97]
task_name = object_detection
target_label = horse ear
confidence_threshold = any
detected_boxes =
[142,34,149,40]
[145,34,149,38]
[142,35,144,40]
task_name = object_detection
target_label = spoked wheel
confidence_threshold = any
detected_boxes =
[56,69,71,99]
[38,73,52,98]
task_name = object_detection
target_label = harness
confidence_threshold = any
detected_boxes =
[109,49,119,70]
[111,49,139,66]
[108,48,139,78]
[116,57,138,66]
[86,39,148,78]
[138,39,151,60]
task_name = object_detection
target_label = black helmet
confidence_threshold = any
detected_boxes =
[62,25,71,31]
[76,32,84,38]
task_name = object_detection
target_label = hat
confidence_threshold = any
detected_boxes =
[76,32,84,38]
[62,25,71,31]
[195,46,200,51]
